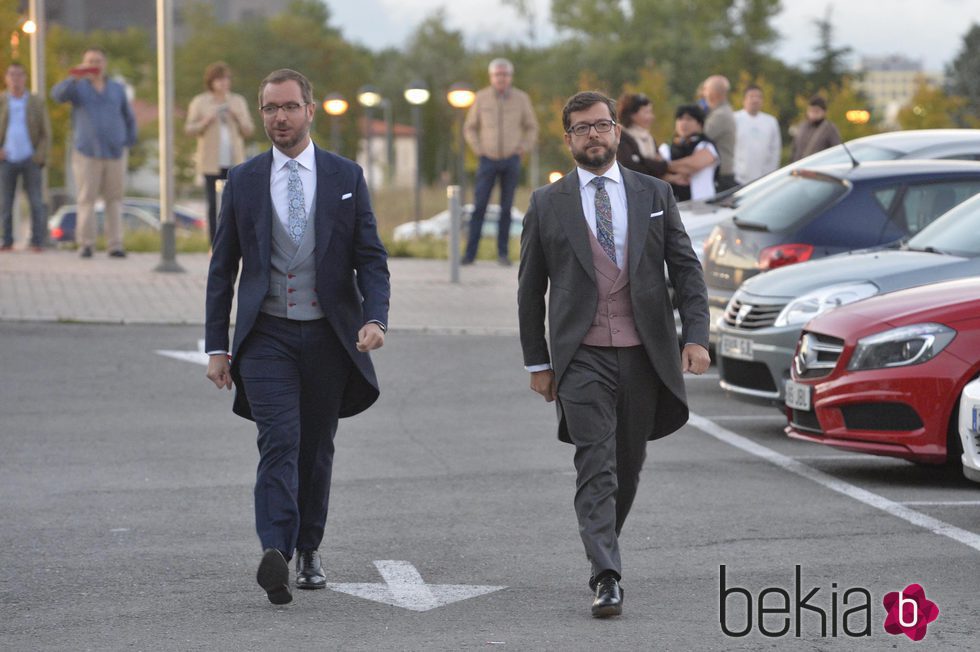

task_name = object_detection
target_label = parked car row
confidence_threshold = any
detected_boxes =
[698,129,980,484]
[48,198,205,243]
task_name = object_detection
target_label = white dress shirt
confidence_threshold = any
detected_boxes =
[271,140,316,230]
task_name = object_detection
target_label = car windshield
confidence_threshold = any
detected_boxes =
[716,142,901,209]
[907,194,980,256]
[731,173,847,231]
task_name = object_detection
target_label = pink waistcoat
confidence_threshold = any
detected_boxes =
[581,231,643,347]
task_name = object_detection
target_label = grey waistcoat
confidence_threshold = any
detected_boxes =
[260,198,325,321]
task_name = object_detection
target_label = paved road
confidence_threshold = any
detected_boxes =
[2,322,977,650]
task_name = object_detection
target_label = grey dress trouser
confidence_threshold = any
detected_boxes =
[558,344,662,580]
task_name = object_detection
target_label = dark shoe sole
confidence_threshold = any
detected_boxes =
[296,579,326,590]
[591,602,623,618]
[257,549,292,605]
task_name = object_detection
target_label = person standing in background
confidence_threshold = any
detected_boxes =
[52,47,137,259]
[791,96,842,162]
[185,62,255,245]
[616,93,667,180]
[462,58,538,266]
[701,75,736,192]
[0,62,50,252]
[733,84,781,185]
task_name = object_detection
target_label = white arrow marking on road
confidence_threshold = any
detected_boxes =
[326,560,505,612]
[156,339,209,366]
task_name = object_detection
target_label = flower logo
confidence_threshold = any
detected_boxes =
[883,584,939,641]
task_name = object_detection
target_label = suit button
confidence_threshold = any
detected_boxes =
[287,274,296,279]
[311,301,317,306]
[612,329,619,334]
[610,314,616,318]
[288,303,296,307]
[287,288,295,293]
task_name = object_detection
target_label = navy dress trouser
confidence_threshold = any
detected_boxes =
[237,312,352,558]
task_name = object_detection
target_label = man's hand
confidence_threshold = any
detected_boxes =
[207,353,233,390]
[356,322,385,352]
[681,344,710,375]
[529,369,557,402]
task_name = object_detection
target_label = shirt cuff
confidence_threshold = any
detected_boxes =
[368,320,387,333]
[206,350,228,356]
[525,363,552,373]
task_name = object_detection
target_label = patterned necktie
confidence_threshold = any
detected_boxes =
[591,176,616,264]
[286,159,307,244]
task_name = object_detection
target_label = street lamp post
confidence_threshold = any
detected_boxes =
[357,85,382,190]
[446,82,476,202]
[404,80,430,237]
[322,93,348,154]
[27,0,44,97]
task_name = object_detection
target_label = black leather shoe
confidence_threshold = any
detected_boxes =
[256,548,292,604]
[295,549,326,590]
[108,249,127,258]
[79,246,93,258]
[591,574,623,618]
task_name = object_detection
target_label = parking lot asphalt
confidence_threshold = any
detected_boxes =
[1,251,978,650]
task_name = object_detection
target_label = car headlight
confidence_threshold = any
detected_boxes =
[773,282,878,328]
[847,323,956,371]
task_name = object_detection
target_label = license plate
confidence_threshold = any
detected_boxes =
[785,379,811,411]
[721,335,754,361]
[973,405,979,433]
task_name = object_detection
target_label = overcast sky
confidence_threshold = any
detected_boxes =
[325,0,976,72]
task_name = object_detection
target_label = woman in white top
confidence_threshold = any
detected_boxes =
[658,104,718,202]
[185,62,255,244]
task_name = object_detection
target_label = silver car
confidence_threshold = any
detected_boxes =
[680,129,980,260]
[716,192,980,405]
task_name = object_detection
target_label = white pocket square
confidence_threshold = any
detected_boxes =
[650,210,664,218]
[341,192,352,200]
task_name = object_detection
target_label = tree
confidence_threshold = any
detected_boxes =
[897,78,970,130]
[948,23,980,117]
[806,5,852,95]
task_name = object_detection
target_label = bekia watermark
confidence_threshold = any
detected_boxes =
[719,565,939,640]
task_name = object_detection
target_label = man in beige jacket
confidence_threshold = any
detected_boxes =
[462,58,538,265]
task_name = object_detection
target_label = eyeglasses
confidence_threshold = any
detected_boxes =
[566,119,616,136]
[260,102,308,117]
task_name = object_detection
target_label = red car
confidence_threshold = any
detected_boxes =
[784,277,980,465]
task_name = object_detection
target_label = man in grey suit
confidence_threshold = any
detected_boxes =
[518,91,709,617]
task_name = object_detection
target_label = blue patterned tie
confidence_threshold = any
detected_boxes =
[592,177,616,264]
[286,159,307,243]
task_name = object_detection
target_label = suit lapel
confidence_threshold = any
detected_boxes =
[313,146,341,269]
[623,168,650,278]
[251,150,274,273]
[555,169,595,282]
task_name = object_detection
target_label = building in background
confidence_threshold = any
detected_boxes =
[356,118,417,190]
[854,55,945,127]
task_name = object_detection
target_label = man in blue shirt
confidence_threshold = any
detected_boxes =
[0,62,50,252]
[52,47,137,258]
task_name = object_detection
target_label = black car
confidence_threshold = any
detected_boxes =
[702,160,980,339]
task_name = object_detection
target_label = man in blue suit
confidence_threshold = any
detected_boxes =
[205,69,390,605]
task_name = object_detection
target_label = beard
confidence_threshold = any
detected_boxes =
[265,121,310,152]
[571,140,616,171]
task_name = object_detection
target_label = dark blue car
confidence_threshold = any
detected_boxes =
[702,160,980,339]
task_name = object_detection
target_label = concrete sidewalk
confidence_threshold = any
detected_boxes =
[0,250,519,334]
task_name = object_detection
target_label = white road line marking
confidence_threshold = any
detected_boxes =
[156,339,209,366]
[792,454,897,461]
[901,501,980,506]
[707,414,788,422]
[688,413,980,554]
[687,373,719,380]
[325,560,506,612]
